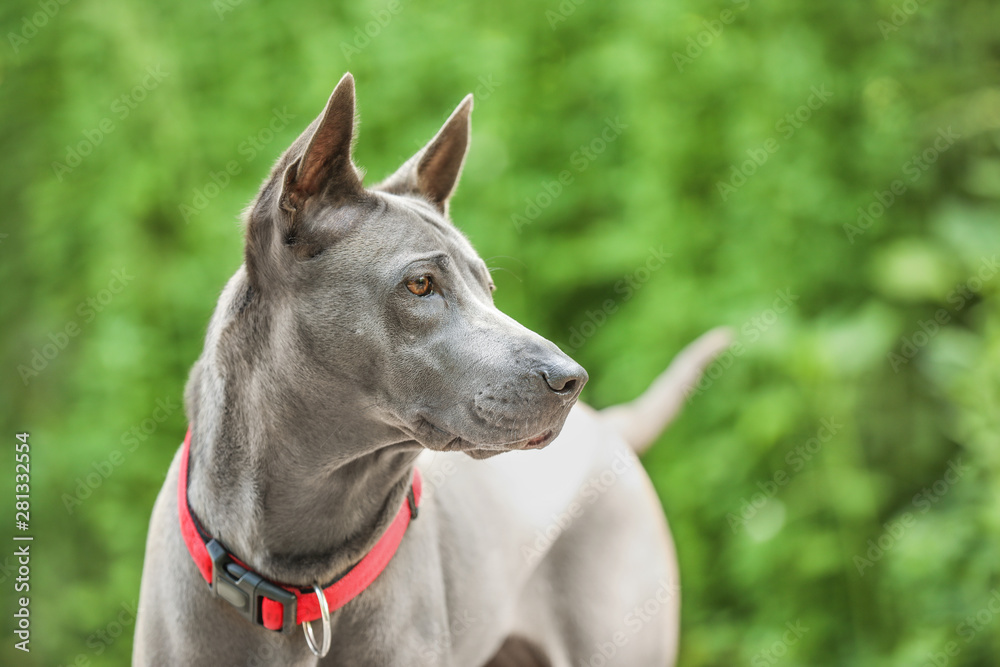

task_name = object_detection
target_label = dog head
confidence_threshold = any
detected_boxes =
[240,73,586,458]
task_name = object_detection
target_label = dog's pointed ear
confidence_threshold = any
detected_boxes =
[377,94,473,214]
[281,72,363,210]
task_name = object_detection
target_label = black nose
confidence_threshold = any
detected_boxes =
[540,363,588,397]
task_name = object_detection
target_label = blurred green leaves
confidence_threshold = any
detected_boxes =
[1,0,999,665]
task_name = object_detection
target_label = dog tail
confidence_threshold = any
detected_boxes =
[598,327,733,455]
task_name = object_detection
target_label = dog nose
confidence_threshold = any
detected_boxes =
[540,363,588,397]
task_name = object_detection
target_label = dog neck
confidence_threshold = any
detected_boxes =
[183,273,421,587]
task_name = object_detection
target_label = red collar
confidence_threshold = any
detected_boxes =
[177,428,422,633]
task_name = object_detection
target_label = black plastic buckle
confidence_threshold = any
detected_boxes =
[207,539,297,634]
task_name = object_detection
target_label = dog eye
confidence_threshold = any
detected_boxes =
[406,276,434,296]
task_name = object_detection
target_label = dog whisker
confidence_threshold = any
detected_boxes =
[486,265,523,283]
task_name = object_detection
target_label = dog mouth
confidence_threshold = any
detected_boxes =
[413,417,556,456]
[517,430,554,449]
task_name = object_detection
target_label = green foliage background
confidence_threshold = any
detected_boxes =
[1,0,999,664]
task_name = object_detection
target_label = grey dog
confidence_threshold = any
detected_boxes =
[133,73,729,666]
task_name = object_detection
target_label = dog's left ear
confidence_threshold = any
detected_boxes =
[377,94,473,214]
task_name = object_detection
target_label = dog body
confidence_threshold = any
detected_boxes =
[136,403,677,666]
[134,74,725,666]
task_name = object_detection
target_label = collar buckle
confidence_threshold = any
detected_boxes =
[207,539,298,634]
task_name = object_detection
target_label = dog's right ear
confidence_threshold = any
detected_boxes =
[245,74,364,288]
[280,72,364,212]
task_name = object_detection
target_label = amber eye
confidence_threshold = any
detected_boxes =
[406,275,434,296]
